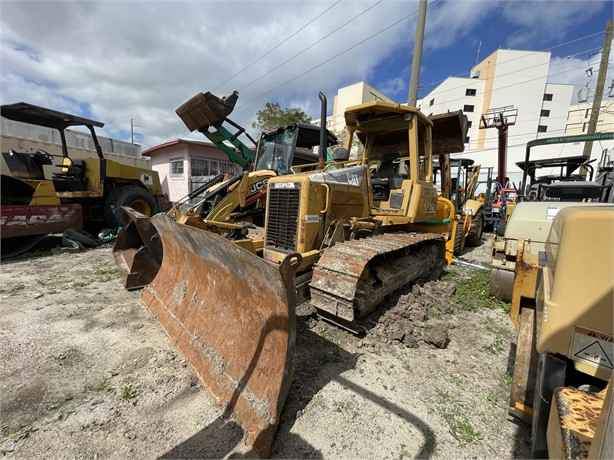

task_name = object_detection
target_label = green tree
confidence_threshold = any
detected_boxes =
[252,102,312,133]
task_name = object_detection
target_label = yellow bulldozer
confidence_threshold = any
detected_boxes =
[507,205,613,458]
[113,100,466,456]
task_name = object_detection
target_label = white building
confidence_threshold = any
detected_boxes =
[417,49,578,184]
[326,81,393,135]
[565,101,614,135]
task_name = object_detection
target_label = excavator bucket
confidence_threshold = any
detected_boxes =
[139,214,299,457]
[113,207,163,290]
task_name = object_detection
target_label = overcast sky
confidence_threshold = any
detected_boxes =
[1,0,612,147]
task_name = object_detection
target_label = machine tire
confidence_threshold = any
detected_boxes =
[465,212,483,246]
[105,185,159,228]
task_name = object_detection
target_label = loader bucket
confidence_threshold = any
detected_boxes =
[112,207,162,290]
[141,214,299,457]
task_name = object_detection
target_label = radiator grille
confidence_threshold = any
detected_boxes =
[266,186,300,251]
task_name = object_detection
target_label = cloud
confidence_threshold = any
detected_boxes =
[548,43,614,103]
[501,1,605,48]
[0,0,608,149]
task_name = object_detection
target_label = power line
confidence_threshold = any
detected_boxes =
[239,0,385,92]
[234,0,441,117]
[418,30,605,95]
[420,46,601,103]
[420,48,600,110]
[213,0,343,93]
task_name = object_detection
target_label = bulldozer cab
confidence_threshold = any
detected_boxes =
[1,102,104,193]
[344,101,437,222]
[253,123,337,175]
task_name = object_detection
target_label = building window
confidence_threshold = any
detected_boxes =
[537,125,548,133]
[170,159,184,175]
[464,136,470,144]
[429,98,435,106]
[585,108,590,118]
[465,88,477,96]
[543,93,553,101]
[582,122,587,132]
[463,104,474,113]
[209,159,220,174]
[540,109,550,117]
[191,158,209,176]
[467,120,472,129]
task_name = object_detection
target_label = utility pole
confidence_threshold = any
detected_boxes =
[582,20,613,169]
[407,0,427,106]
[130,118,134,144]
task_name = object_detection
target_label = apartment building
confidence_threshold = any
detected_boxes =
[566,101,614,135]
[417,49,576,181]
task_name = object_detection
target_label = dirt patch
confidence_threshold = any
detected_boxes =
[365,279,458,349]
[1,236,530,458]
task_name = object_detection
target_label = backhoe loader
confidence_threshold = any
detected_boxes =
[433,156,484,256]
[114,101,466,456]
[114,91,337,288]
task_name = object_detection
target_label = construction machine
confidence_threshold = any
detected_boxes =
[489,132,614,301]
[114,91,338,288]
[261,102,466,330]
[1,103,163,257]
[507,205,613,458]
[115,100,466,455]
[433,156,484,255]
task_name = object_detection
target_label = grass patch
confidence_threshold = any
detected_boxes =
[452,270,510,312]
[502,372,513,386]
[434,388,482,446]
[119,383,138,400]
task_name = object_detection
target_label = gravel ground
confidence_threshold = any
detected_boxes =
[0,236,530,458]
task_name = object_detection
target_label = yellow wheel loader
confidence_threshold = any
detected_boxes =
[112,101,466,455]
[507,206,613,458]
[0,103,163,257]
[114,91,338,289]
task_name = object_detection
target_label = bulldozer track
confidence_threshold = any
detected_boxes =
[309,232,445,325]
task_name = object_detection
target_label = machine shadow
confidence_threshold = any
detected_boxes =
[159,314,438,459]
[274,317,437,458]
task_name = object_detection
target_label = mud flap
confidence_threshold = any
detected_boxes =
[141,214,300,457]
[113,207,163,290]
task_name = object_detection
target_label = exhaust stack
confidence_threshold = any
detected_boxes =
[318,92,327,170]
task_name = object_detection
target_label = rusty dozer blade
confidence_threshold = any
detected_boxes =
[141,214,300,457]
[113,207,163,290]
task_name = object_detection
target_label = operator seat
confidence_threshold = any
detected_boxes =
[52,156,87,192]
